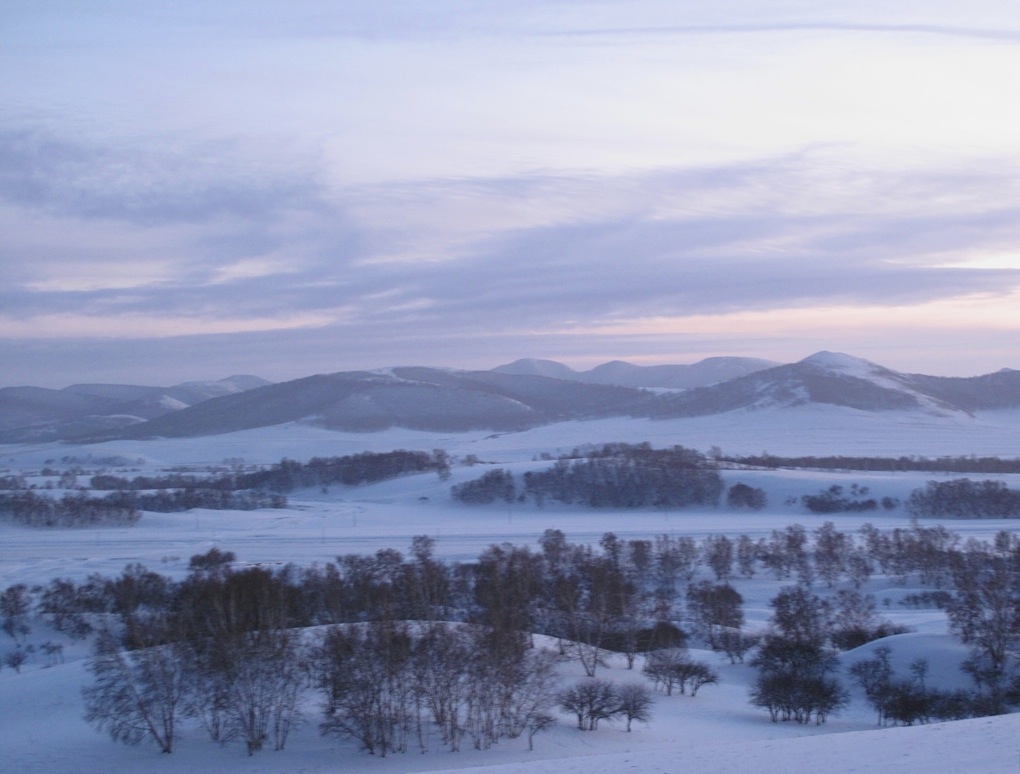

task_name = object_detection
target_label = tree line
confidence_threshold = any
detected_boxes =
[7,521,1020,755]
[89,449,451,494]
[451,444,1020,518]
[721,453,1020,474]
[452,443,725,508]
[0,491,141,527]
[906,478,1020,519]
[0,450,453,526]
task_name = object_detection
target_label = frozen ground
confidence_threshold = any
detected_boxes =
[2,407,1020,772]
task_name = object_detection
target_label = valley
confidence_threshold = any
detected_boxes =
[2,403,1020,771]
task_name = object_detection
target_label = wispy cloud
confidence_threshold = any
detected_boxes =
[4,134,1020,350]
[4,2,1020,385]
[0,128,325,226]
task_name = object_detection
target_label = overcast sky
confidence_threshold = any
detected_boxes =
[4,1,1020,387]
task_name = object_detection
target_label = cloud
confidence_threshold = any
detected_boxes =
[4,2,1020,384]
[0,127,326,227]
[4,135,1020,355]
[360,158,1020,327]
[542,21,1020,44]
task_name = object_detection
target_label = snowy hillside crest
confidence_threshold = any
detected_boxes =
[4,351,1020,441]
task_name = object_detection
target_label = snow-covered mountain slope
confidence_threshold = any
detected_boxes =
[0,376,272,443]
[493,356,779,389]
[81,369,651,440]
[5,352,1020,443]
[646,351,968,417]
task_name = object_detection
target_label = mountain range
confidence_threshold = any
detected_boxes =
[2,353,1019,442]
[492,356,779,388]
[0,376,271,443]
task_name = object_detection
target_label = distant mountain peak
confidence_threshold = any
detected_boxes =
[587,360,639,376]
[7,354,1020,443]
[496,355,779,390]
[799,351,885,375]
[177,375,272,392]
[491,359,579,379]
[790,351,962,415]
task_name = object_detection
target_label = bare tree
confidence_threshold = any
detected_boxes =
[558,679,619,731]
[703,535,734,581]
[40,641,65,667]
[616,683,653,731]
[770,586,830,646]
[217,629,306,754]
[36,577,93,639]
[525,712,556,750]
[736,534,760,579]
[4,647,29,673]
[946,549,1020,709]
[82,623,188,754]
[850,646,893,725]
[464,626,556,750]
[717,629,758,664]
[413,624,472,750]
[686,581,744,650]
[1,584,31,643]
[408,535,450,624]
[750,634,846,725]
[813,522,849,587]
[318,622,415,757]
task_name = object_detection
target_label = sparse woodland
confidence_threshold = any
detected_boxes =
[4,520,1020,755]
[5,443,1020,759]
[0,450,451,525]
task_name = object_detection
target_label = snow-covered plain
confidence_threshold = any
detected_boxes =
[3,406,1020,773]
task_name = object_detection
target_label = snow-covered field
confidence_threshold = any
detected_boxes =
[3,407,1020,772]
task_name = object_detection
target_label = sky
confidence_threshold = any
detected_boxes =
[3,1,1020,387]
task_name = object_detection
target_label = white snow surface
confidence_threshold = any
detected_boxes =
[3,407,1020,772]
[158,395,190,411]
[798,351,962,416]
[800,350,884,377]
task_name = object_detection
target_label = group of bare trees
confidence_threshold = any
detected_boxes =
[70,542,572,757]
[1,450,455,526]
[454,445,1020,520]
[800,484,882,513]
[82,556,309,756]
[849,647,972,726]
[749,527,1020,726]
[10,515,1020,756]
[558,679,652,732]
[907,478,1020,519]
[319,622,557,754]
[89,449,452,494]
[65,531,715,756]
[453,443,725,508]
[720,452,1020,474]
[0,490,141,527]
[749,586,850,725]
[643,646,718,696]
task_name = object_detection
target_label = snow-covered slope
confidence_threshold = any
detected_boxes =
[494,356,779,389]
[6,353,1020,442]
[88,369,650,439]
[4,411,1020,772]
[0,376,273,443]
[646,351,968,417]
